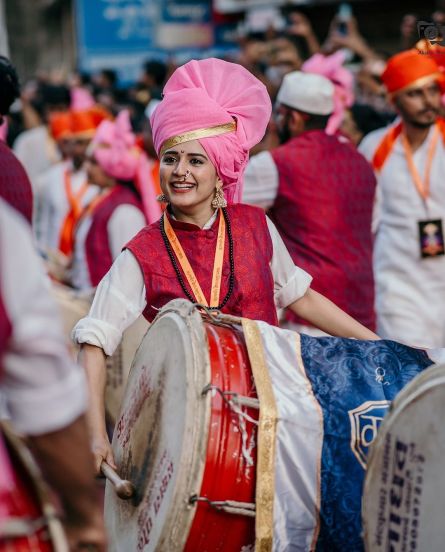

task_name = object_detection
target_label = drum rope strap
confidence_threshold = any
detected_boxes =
[202,384,258,467]
[160,207,235,310]
[189,496,256,518]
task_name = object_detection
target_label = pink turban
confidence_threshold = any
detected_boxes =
[92,110,161,223]
[150,58,272,204]
[70,86,95,111]
[302,51,354,135]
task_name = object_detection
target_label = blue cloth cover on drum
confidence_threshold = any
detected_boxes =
[299,335,433,552]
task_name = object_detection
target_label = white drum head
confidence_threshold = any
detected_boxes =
[105,300,211,552]
[363,363,445,552]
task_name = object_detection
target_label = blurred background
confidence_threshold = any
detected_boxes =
[1,0,444,151]
[1,0,441,82]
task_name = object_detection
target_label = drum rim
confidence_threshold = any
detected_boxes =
[105,299,212,552]
[362,363,445,550]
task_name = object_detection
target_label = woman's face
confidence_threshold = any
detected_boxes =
[159,139,219,215]
[86,156,114,188]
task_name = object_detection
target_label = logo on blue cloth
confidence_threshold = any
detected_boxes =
[349,400,391,469]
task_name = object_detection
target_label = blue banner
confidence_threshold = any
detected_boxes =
[161,0,211,24]
[75,0,226,84]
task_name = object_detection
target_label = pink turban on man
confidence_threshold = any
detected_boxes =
[91,110,161,223]
[302,51,354,135]
[150,58,272,204]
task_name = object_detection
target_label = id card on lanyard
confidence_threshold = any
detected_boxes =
[401,124,445,258]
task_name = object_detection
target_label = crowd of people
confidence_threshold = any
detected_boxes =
[1,4,445,550]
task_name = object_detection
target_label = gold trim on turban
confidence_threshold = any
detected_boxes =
[159,121,237,156]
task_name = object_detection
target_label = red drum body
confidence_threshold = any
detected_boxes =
[105,300,258,551]
[185,321,257,551]
[0,426,64,551]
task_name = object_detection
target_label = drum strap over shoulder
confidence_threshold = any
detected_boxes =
[242,318,278,552]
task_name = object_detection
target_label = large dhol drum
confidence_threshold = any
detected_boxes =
[105,300,438,551]
[51,283,149,425]
[105,300,258,552]
[363,363,445,552]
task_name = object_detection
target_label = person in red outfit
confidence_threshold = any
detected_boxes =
[0,198,106,550]
[0,56,33,224]
[69,109,158,290]
[243,71,377,334]
[72,59,379,472]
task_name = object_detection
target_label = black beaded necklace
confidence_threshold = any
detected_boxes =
[160,207,235,310]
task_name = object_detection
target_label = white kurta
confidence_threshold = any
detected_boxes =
[0,199,87,435]
[72,213,313,355]
[34,161,99,253]
[359,124,445,347]
[70,203,147,291]
[242,150,279,209]
[13,125,60,185]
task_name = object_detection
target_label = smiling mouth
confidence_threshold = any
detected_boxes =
[170,182,195,190]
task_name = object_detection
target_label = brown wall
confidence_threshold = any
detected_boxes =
[5,0,75,82]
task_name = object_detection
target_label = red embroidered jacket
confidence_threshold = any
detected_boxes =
[85,185,143,287]
[0,141,33,224]
[126,203,278,325]
[269,130,376,330]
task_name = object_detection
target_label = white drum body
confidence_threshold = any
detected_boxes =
[363,363,445,552]
[105,300,211,551]
[105,299,259,552]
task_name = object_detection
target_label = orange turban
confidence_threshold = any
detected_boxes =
[70,107,112,139]
[49,112,72,141]
[382,49,445,96]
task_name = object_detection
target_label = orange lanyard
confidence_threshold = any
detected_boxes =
[59,170,90,255]
[64,170,89,216]
[163,210,226,307]
[401,124,439,201]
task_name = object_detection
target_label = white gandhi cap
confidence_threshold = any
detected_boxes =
[277,71,335,115]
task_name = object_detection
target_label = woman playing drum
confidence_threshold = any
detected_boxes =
[73,58,379,471]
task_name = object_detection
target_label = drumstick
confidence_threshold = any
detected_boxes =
[100,461,135,500]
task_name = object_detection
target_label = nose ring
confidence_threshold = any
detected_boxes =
[182,170,191,182]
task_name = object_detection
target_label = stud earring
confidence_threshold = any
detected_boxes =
[211,184,227,209]
[157,193,169,203]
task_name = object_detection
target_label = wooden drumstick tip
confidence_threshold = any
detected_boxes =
[115,479,135,500]
[100,461,135,500]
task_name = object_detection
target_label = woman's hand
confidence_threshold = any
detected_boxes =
[91,432,116,475]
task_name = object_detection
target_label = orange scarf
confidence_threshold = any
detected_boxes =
[58,170,89,255]
[372,118,445,172]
